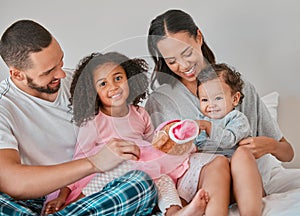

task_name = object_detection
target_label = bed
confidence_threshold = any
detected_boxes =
[2,71,299,215]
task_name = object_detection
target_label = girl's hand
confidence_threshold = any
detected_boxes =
[152,131,169,148]
[238,136,276,159]
[88,138,140,172]
[44,197,66,214]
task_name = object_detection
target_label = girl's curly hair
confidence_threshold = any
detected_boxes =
[197,63,245,104]
[69,52,149,126]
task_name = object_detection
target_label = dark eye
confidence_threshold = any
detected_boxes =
[201,98,208,102]
[99,81,106,87]
[115,76,122,82]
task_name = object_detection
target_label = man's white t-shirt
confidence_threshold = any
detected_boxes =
[0,69,77,165]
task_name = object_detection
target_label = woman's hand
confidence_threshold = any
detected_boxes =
[88,138,140,173]
[238,136,276,159]
[239,136,294,162]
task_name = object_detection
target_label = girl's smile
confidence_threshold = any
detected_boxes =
[93,63,130,116]
[110,91,122,99]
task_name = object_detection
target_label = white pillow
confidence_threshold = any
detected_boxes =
[261,91,279,121]
[259,91,282,176]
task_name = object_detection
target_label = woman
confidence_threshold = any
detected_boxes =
[145,9,294,216]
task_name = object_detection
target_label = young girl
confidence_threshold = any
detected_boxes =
[44,52,209,216]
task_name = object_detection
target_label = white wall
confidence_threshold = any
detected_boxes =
[1,0,299,167]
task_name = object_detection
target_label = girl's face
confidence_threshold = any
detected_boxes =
[157,31,205,82]
[93,63,129,111]
[198,78,240,119]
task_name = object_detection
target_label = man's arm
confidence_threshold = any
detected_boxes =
[0,149,95,200]
[0,138,140,200]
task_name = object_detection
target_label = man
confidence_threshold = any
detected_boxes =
[0,19,157,215]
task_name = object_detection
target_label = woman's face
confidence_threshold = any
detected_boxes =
[157,31,205,82]
[93,63,129,111]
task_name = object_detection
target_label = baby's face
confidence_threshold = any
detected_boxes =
[198,78,240,119]
[93,63,129,111]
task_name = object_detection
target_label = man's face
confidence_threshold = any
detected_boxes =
[24,38,66,95]
[26,74,61,94]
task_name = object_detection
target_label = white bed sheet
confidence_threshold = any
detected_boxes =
[229,188,300,216]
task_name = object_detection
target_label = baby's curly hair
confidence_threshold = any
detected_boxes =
[197,63,245,104]
[69,52,149,126]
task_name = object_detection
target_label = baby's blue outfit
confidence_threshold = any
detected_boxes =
[194,109,251,157]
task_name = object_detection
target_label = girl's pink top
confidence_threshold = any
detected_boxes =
[46,106,194,205]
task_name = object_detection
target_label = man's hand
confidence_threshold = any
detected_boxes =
[88,138,140,172]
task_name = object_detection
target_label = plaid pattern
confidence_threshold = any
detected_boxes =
[0,194,45,216]
[0,170,157,216]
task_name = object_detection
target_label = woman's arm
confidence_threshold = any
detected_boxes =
[238,79,294,162]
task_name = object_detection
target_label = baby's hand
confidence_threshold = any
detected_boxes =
[44,197,66,214]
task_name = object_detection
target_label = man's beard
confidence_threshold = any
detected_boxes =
[26,76,60,94]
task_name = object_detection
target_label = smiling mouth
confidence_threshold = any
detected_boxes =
[110,92,122,99]
[183,65,196,75]
[207,110,221,115]
[49,79,60,86]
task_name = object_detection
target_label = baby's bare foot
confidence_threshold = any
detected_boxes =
[171,189,209,216]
